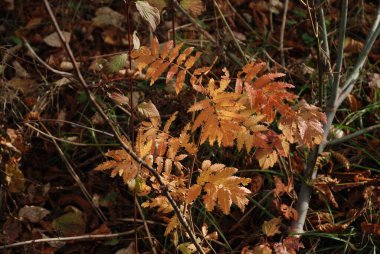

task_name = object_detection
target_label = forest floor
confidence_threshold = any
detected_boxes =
[0,0,379,253]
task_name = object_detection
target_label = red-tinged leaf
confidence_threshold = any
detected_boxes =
[151,37,159,58]
[166,64,178,83]
[185,51,202,69]
[250,174,264,194]
[177,47,194,65]
[150,61,170,85]
[187,184,202,202]
[283,236,305,251]
[175,69,186,94]
[280,203,298,221]
[361,222,380,235]
[273,176,293,197]
[161,40,174,60]
[168,42,184,62]
[279,100,326,148]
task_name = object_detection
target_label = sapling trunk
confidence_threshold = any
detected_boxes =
[291,1,380,235]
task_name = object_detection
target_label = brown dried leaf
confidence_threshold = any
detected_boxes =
[180,0,204,16]
[135,1,160,31]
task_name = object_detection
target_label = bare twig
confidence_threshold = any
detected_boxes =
[213,0,248,63]
[0,228,140,250]
[225,0,257,37]
[316,1,334,86]
[326,123,380,147]
[25,123,116,147]
[136,201,158,254]
[338,6,380,106]
[42,1,204,253]
[23,39,74,78]
[280,0,289,66]
[173,0,243,67]
[37,123,107,222]
[329,0,348,110]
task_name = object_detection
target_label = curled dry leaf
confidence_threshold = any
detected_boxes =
[19,205,50,223]
[135,1,160,31]
[137,100,160,121]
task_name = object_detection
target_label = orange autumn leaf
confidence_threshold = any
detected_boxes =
[131,37,200,93]
[187,160,251,214]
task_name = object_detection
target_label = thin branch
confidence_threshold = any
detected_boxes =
[37,123,107,222]
[136,200,158,254]
[0,228,140,250]
[117,218,167,226]
[326,123,380,146]
[280,0,289,66]
[213,0,248,63]
[316,1,334,85]
[338,6,380,106]
[23,39,74,78]
[31,119,114,137]
[329,0,348,107]
[173,0,243,67]
[225,0,257,37]
[25,123,116,147]
[42,1,204,253]
[292,1,380,235]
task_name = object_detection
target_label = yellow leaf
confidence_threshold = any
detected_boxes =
[5,158,25,193]
[255,149,278,169]
[187,184,202,203]
[262,217,281,237]
[165,215,179,236]
[195,161,251,214]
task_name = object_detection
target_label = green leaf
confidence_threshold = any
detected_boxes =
[107,54,128,73]
[52,211,85,236]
